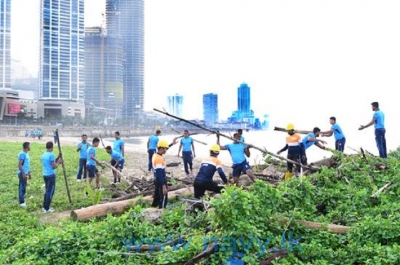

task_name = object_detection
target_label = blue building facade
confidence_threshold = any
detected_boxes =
[39,0,85,101]
[237,82,250,114]
[0,0,11,90]
[203,93,218,125]
[168,94,183,117]
[106,0,144,118]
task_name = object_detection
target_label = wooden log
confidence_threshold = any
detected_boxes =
[278,217,350,234]
[370,182,392,198]
[309,157,338,168]
[70,187,194,221]
[184,243,217,265]
[110,184,189,202]
[274,127,311,135]
[260,250,289,265]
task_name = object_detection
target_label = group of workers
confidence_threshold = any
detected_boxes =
[278,101,386,180]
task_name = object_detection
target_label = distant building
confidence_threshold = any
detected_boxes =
[237,82,250,114]
[203,93,218,125]
[11,58,32,79]
[38,0,85,118]
[167,94,183,117]
[1,0,11,90]
[85,26,123,119]
[106,0,144,118]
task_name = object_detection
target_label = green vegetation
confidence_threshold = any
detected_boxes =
[1,141,400,264]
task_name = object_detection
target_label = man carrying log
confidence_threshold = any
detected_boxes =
[147,130,161,172]
[277,123,304,181]
[321,117,346,152]
[217,133,256,185]
[301,128,327,165]
[105,146,125,184]
[193,144,229,199]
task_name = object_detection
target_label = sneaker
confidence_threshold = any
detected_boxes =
[77,179,82,182]
[20,202,27,208]
[97,186,104,191]
[42,207,55,213]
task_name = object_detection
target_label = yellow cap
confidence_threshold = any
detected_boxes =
[286,123,294,130]
[157,139,169,148]
[210,144,220,153]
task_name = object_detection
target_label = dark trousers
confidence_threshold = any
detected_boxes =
[148,149,156,171]
[375,129,387,158]
[43,175,56,211]
[18,172,27,204]
[335,137,346,152]
[77,158,87,179]
[151,181,168,208]
[182,151,193,175]
[287,153,301,173]
[194,179,224,199]
[53,137,57,144]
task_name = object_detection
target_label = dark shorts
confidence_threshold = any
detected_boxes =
[232,160,251,177]
[111,159,124,169]
[87,165,98,178]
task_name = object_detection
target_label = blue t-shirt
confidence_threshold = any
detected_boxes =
[110,150,124,162]
[77,141,91,159]
[180,137,193,152]
[225,143,247,164]
[87,147,97,166]
[113,138,124,154]
[41,151,56,176]
[239,136,245,142]
[331,124,345,140]
[148,135,159,150]
[302,133,317,150]
[17,151,30,174]
[373,110,385,129]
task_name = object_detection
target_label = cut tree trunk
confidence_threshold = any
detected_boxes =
[70,187,194,221]
[309,157,338,169]
[274,127,311,134]
[278,217,350,234]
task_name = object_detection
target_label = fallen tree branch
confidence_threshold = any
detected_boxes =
[274,127,311,135]
[101,161,139,190]
[370,182,392,198]
[260,250,289,265]
[184,243,217,265]
[110,184,189,202]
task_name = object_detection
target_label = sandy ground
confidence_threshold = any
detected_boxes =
[0,135,235,182]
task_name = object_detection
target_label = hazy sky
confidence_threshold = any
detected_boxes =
[10,0,400,131]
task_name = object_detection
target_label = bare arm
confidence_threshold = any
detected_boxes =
[90,153,101,166]
[18,160,26,177]
[315,143,326,150]
[147,139,150,149]
[308,136,327,145]
[191,142,196,157]
[51,157,62,169]
[359,118,376,130]
[216,135,227,150]
[121,145,125,157]
[321,129,333,137]
[244,147,250,157]
[178,143,182,156]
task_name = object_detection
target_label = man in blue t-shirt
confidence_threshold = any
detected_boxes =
[178,130,196,176]
[237,129,245,142]
[301,128,327,165]
[105,146,125,184]
[17,142,31,207]
[218,133,256,186]
[147,130,161,172]
[76,134,91,181]
[321,117,346,152]
[113,131,125,157]
[359,102,387,158]
[87,137,104,191]
[41,141,62,213]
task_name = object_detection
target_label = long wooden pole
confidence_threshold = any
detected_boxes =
[170,127,207,145]
[55,130,72,204]
[154,108,320,171]
[274,126,312,134]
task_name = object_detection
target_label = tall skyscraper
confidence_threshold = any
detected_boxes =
[203,93,218,125]
[0,0,11,90]
[106,0,144,118]
[168,94,183,117]
[85,26,123,117]
[39,0,85,102]
[237,82,250,114]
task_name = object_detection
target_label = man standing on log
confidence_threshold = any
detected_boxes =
[147,130,161,172]
[113,131,125,157]
[217,133,256,185]
[41,141,63,213]
[277,123,304,181]
[105,146,125,184]
[301,128,327,165]
[151,140,170,208]
[17,142,31,208]
[86,138,104,191]
[359,102,387,158]
[178,130,196,177]
[194,144,229,199]
[321,117,346,152]
[76,134,90,182]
